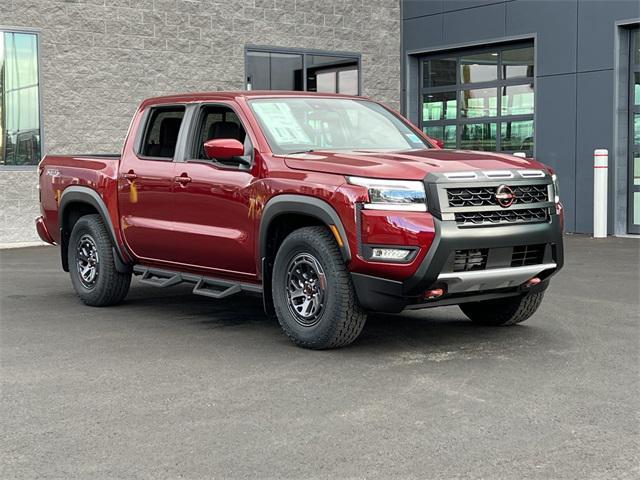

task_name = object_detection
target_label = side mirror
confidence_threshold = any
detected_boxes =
[203,138,244,160]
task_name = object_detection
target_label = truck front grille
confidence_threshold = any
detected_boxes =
[455,207,549,227]
[511,244,546,267]
[446,184,549,208]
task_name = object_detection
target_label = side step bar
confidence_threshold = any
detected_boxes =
[133,266,262,299]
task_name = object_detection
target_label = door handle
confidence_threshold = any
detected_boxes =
[174,174,192,185]
[123,171,137,181]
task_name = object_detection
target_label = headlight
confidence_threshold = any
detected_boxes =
[347,176,427,212]
[551,173,560,204]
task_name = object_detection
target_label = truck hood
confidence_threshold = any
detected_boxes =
[283,149,548,180]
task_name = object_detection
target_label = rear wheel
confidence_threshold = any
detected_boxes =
[459,291,544,326]
[272,226,367,349]
[68,214,131,306]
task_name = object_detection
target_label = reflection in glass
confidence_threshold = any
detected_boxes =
[338,68,358,95]
[1,31,42,165]
[635,114,640,145]
[634,152,640,186]
[460,52,498,83]
[635,30,640,64]
[502,84,534,115]
[316,71,336,93]
[635,192,640,225]
[246,51,303,91]
[423,58,457,88]
[634,72,639,106]
[422,91,457,121]
[501,47,534,79]
[423,125,456,148]
[501,120,534,153]
[461,88,497,118]
[460,123,497,151]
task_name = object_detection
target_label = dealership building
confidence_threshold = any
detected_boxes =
[1,0,639,244]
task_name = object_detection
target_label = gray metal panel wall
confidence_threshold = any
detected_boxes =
[402,0,640,233]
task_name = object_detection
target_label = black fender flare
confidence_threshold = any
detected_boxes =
[259,194,352,265]
[59,186,130,273]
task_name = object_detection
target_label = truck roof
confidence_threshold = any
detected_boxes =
[140,90,367,107]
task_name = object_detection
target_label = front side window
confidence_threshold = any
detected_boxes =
[0,30,42,166]
[249,98,430,154]
[421,43,535,156]
[140,106,185,159]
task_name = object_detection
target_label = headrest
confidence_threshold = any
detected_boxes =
[208,121,240,140]
[160,117,182,146]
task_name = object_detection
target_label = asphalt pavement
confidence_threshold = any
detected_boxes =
[1,234,638,479]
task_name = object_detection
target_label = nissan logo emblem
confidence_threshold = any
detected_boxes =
[495,185,515,208]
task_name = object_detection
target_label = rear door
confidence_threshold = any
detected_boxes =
[167,103,259,280]
[118,105,186,262]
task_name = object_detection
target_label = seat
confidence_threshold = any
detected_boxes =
[148,117,182,158]
[208,121,241,142]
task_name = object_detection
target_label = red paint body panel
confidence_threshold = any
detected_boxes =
[38,91,555,287]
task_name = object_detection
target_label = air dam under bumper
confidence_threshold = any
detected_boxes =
[350,214,564,313]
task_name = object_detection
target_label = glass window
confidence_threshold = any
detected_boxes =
[460,52,498,84]
[460,123,497,151]
[338,68,358,95]
[246,51,303,91]
[461,88,498,118]
[501,47,534,79]
[246,49,360,95]
[634,72,639,106]
[422,91,457,121]
[501,120,534,153]
[423,125,457,148]
[633,152,640,186]
[423,58,457,88]
[634,113,640,145]
[420,42,535,153]
[502,84,534,115]
[1,31,42,165]
[635,29,640,64]
[140,107,185,159]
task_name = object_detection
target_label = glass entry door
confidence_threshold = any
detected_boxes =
[629,28,640,234]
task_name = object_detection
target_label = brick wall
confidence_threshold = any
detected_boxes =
[2,0,401,244]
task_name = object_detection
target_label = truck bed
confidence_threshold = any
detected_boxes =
[38,153,122,246]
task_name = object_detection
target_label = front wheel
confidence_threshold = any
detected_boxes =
[459,291,545,326]
[272,226,367,349]
[68,214,131,306]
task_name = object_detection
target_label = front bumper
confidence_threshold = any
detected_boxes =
[351,213,564,313]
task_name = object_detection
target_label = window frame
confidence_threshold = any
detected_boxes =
[0,26,44,170]
[182,102,255,170]
[135,104,187,162]
[419,42,536,156]
[244,45,362,95]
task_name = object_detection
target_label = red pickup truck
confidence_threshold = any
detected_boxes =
[37,91,563,349]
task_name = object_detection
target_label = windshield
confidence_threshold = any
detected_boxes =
[248,98,431,155]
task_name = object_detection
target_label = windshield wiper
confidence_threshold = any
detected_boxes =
[287,149,316,155]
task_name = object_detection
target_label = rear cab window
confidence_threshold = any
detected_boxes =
[139,106,185,160]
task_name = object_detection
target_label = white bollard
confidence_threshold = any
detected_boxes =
[593,149,608,238]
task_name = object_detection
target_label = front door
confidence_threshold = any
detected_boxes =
[168,104,258,280]
[629,28,640,234]
[118,105,185,261]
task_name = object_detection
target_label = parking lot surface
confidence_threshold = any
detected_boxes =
[1,234,638,479]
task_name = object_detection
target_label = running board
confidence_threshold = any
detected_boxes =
[133,266,262,299]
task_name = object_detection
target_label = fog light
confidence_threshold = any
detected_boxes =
[424,288,445,300]
[524,277,541,288]
[370,248,412,261]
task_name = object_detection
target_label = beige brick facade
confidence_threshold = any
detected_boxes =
[1,0,401,244]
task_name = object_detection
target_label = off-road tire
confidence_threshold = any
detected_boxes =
[272,226,367,349]
[460,291,545,326]
[68,214,131,306]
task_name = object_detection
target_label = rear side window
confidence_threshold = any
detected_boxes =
[140,106,185,159]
